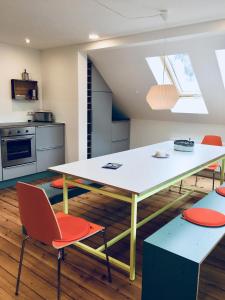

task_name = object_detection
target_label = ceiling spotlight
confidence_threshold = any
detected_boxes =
[89,33,99,40]
[25,38,30,44]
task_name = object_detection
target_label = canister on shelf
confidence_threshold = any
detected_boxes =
[22,69,29,80]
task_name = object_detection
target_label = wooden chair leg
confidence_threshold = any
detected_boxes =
[102,229,112,283]
[15,236,28,295]
[57,249,62,300]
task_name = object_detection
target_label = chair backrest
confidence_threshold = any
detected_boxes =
[16,182,62,245]
[201,135,223,146]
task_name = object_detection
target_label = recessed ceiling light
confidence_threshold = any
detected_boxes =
[89,33,99,40]
[25,38,30,44]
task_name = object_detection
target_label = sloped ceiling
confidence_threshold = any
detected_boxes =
[1,0,225,48]
[88,34,225,124]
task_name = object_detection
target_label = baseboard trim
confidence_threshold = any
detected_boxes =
[0,171,57,189]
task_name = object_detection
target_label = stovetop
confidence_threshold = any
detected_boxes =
[0,121,64,129]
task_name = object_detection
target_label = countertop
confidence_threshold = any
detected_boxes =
[0,122,65,129]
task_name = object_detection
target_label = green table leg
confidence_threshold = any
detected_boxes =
[130,194,137,281]
[220,158,225,185]
[63,174,69,214]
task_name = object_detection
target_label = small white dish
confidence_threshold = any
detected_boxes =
[152,151,169,158]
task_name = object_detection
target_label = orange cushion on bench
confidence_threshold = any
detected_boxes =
[182,207,225,227]
[51,178,84,189]
[216,187,225,197]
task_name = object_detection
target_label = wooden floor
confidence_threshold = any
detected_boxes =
[0,176,225,300]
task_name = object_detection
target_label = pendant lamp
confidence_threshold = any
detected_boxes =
[146,11,179,110]
[146,84,179,110]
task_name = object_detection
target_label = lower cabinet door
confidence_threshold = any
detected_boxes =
[37,147,65,172]
[111,139,129,153]
[3,162,37,180]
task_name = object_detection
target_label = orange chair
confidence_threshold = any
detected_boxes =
[196,135,223,190]
[179,135,223,192]
[15,182,111,300]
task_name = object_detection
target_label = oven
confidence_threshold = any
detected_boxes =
[1,127,36,168]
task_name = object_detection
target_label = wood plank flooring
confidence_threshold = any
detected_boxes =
[0,175,225,299]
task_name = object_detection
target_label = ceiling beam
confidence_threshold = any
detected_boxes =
[78,18,225,52]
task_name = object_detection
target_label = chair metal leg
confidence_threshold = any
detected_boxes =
[195,175,198,187]
[102,229,112,283]
[15,236,28,296]
[62,248,65,261]
[212,171,215,190]
[57,249,62,300]
[179,180,183,194]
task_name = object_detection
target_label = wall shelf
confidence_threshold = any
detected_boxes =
[11,79,38,100]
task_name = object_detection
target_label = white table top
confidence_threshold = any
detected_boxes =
[50,141,225,195]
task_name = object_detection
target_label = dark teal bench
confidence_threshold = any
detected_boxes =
[142,186,225,300]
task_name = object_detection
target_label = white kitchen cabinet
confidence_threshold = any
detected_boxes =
[36,124,65,171]
[91,92,112,157]
[111,121,130,153]
[3,162,36,180]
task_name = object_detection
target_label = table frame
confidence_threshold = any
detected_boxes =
[61,156,225,281]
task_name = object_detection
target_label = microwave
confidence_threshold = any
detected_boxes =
[33,111,54,122]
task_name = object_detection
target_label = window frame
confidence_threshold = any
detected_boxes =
[215,49,225,89]
[159,55,201,98]
[146,54,208,114]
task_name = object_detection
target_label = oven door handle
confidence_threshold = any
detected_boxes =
[1,137,34,142]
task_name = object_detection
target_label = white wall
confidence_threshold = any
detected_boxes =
[0,42,87,163]
[41,46,83,162]
[77,51,87,160]
[0,43,42,122]
[130,119,225,148]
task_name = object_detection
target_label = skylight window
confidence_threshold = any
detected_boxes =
[166,54,201,96]
[171,97,208,114]
[146,53,208,114]
[146,56,171,85]
[216,49,225,88]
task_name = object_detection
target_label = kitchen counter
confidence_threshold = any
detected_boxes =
[0,122,65,183]
[0,122,65,128]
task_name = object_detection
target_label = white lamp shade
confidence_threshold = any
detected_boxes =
[146,84,179,110]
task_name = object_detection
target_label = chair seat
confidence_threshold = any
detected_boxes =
[182,207,225,227]
[216,186,225,197]
[51,178,78,189]
[206,162,220,171]
[51,178,92,189]
[53,212,104,249]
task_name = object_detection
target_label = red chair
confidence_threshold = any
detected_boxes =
[201,135,223,146]
[196,135,223,190]
[15,182,111,300]
[179,135,223,192]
